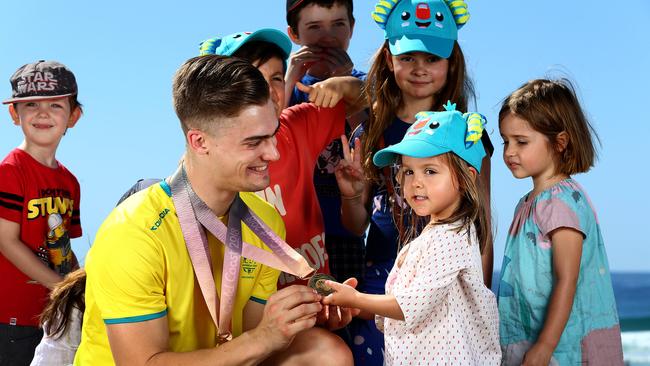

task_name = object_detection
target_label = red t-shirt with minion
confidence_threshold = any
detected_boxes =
[256,102,345,288]
[0,148,81,326]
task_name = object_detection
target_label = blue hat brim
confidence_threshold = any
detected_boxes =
[388,34,454,58]
[229,29,293,61]
[373,139,451,168]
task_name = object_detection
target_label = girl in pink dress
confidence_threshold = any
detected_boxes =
[324,106,501,365]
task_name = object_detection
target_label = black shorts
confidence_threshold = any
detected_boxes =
[0,323,43,366]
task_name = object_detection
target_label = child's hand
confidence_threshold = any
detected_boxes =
[296,79,343,108]
[315,278,361,330]
[321,47,353,77]
[321,277,360,308]
[335,135,365,198]
[522,342,554,366]
[287,46,323,75]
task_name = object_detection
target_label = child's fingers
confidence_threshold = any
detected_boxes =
[312,88,326,106]
[352,137,362,163]
[324,279,346,292]
[325,48,353,73]
[318,91,331,108]
[322,293,336,305]
[296,82,312,94]
[330,92,343,108]
[326,92,339,108]
[341,135,352,161]
[342,277,358,288]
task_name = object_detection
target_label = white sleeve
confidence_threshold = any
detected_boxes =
[392,226,472,331]
[29,307,82,366]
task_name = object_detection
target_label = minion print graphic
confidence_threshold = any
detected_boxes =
[46,213,73,275]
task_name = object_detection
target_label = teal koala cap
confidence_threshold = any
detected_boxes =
[373,102,487,172]
[198,29,292,62]
[372,0,469,58]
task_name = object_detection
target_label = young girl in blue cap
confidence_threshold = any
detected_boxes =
[324,105,500,365]
[334,0,494,364]
[498,79,623,365]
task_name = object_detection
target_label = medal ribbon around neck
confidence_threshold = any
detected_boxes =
[169,165,314,343]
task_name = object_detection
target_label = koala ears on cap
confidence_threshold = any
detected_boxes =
[372,0,470,30]
[198,37,222,56]
[464,112,486,148]
[372,0,399,30]
[445,0,470,29]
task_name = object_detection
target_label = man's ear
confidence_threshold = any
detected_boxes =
[186,129,210,155]
[8,104,20,125]
[287,25,300,44]
[555,131,569,153]
[384,48,394,72]
[67,107,82,128]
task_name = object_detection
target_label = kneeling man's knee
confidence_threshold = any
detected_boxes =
[268,327,352,366]
[310,327,352,365]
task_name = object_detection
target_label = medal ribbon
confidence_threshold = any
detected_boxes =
[169,165,314,343]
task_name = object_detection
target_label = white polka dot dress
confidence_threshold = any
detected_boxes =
[380,223,501,365]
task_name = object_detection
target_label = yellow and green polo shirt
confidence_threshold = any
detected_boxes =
[74,183,283,365]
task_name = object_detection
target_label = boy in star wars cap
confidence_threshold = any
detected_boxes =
[0,60,82,365]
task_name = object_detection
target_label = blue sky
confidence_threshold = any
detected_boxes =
[1,1,648,271]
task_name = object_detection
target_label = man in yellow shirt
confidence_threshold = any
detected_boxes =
[75,56,352,365]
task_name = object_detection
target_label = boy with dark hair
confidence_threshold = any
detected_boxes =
[285,0,360,106]
[0,60,82,366]
[285,0,366,285]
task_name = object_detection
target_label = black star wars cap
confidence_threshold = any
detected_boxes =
[3,60,77,104]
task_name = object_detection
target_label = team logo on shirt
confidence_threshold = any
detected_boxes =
[151,208,171,231]
[242,258,258,278]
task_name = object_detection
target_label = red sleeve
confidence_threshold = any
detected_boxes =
[280,101,346,161]
[0,162,24,224]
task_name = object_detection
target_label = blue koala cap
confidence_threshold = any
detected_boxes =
[198,29,293,62]
[372,0,469,58]
[373,102,486,172]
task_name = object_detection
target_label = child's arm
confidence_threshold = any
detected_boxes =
[335,136,371,236]
[295,76,365,116]
[284,46,354,108]
[479,156,494,288]
[523,228,583,366]
[284,46,325,107]
[0,217,63,289]
[322,280,404,321]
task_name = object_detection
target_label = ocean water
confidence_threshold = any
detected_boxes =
[612,273,650,366]
[492,271,650,365]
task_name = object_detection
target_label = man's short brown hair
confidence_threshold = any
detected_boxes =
[172,55,270,134]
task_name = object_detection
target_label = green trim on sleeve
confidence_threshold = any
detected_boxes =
[103,309,168,325]
[160,180,171,197]
[249,296,267,305]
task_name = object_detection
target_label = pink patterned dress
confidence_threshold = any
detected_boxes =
[380,222,501,365]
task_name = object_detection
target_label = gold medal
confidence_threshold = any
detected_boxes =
[308,273,336,296]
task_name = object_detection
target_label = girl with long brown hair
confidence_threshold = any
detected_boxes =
[30,268,85,366]
[332,1,494,364]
